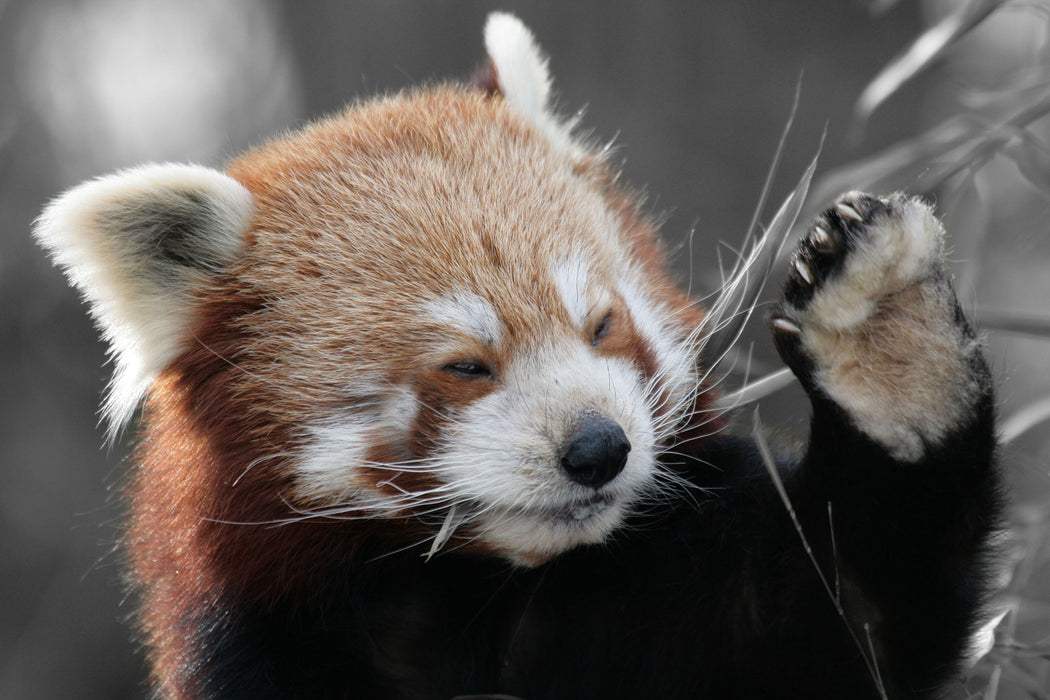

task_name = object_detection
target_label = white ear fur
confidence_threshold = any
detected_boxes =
[35,163,253,437]
[484,13,581,156]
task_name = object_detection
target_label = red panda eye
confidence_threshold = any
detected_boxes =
[591,312,613,346]
[443,360,493,379]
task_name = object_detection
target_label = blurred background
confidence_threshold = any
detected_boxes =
[2,1,1047,697]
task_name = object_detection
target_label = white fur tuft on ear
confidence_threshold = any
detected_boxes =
[34,163,253,438]
[484,13,581,156]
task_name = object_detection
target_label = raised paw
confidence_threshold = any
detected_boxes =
[775,192,944,335]
[769,192,983,462]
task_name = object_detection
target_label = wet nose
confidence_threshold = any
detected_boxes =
[560,414,631,488]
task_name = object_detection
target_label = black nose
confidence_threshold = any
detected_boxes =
[560,415,631,488]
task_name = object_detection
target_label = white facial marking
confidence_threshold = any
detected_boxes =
[618,272,696,412]
[297,416,373,502]
[296,385,418,503]
[553,255,614,329]
[553,256,591,327]
[423,292,503,346]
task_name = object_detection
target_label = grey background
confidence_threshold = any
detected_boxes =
[3,1,1048,697]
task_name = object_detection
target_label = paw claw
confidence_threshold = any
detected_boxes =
[793,257,814,285]
[810,225,834,253]
[835,202,863,222]
[771,317,801,335]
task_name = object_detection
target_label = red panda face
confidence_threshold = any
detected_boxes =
[221,89,702,565]
[35,14,709,569]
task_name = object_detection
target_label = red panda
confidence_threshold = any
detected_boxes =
[36,13,1000,700]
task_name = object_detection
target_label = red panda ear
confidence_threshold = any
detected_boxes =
[34,163,253,437]
[482,13,582,156]
[470,59,502,98]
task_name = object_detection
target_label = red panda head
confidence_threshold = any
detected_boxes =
[36,14,711,570]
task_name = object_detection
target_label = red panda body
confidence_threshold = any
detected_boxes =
[37,14,1001,699]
